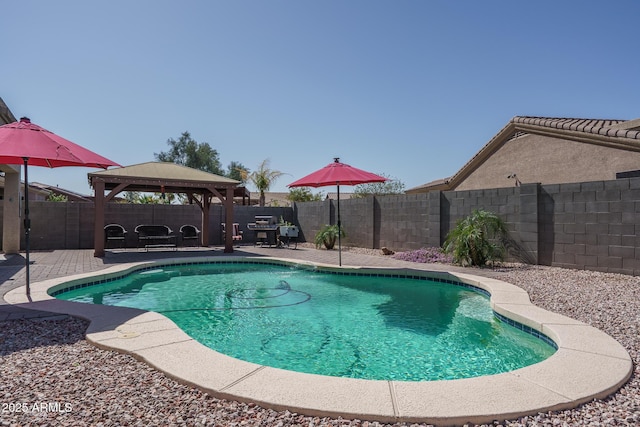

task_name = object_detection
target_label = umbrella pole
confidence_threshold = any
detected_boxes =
[337,184,341,266]
[23,158,30,295]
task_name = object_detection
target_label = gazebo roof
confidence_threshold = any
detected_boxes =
[88,161,248,197]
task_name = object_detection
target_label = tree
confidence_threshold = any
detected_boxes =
[443,209,509,267]
[226,161,249,183]
[140,193,167,204]
[119,191,171,204]
[46,193,68,202]
[352,174,405,198]
[121,191,141,203]
[248,159,285,207]
[287,187,324,202]
[155,131,224,175]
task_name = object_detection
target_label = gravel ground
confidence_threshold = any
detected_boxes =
[1,252,638,426]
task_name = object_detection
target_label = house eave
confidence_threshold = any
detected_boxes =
[445,116,640,190]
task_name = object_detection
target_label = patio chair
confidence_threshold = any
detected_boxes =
[221,222,243,243]
[180,224,201,246]
[104,224,127,248]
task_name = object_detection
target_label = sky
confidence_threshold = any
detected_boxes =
[2,0,639,197]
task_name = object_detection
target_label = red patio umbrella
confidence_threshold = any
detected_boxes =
[289,158,387,265]
[0,117,120,294]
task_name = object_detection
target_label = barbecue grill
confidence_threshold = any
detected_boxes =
[247,215,279,246]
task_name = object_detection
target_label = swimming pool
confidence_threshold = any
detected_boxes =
[7,255,632,424]
[53,260,555,381]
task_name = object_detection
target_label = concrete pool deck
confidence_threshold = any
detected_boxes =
[1,247,633,425]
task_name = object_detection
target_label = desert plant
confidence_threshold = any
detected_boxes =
[314,224,345,250]
[392,247,453,264]
[443,209,508,267]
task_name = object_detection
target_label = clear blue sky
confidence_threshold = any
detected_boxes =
[2,0,639,196]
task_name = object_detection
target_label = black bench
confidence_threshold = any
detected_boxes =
[104,224,127,248]
[135,225,176,250]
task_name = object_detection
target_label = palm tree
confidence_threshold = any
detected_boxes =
[443,209,509,266]
[248,159,285,207]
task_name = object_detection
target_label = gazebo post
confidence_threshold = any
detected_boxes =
[224,187,234,253]
[93,179,106,257]
[201,192,211,247]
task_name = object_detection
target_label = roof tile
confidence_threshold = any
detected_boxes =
[512,116,640,141]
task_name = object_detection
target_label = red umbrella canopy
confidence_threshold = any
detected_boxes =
[0,117,120,168]
[289,158,387,188]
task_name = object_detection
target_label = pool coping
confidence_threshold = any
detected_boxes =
[5,256,633,426]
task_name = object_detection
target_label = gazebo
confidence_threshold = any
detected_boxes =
[89,162,248,257]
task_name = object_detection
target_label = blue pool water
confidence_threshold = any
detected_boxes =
[54,262,556,381]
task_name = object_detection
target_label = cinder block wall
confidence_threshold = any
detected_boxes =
[102,203,204,248]
[290,178,640,275]
[440,186,528,261]
[340,197,375,249]
[294,200,331,244]
[441,187,521,238]
[378,194,430,250]
[5,203,295,250]
[538,178,640,275]
[2,176,640,275]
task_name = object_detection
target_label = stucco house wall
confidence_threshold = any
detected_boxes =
[407,116,640,195]
[456,133,640,191]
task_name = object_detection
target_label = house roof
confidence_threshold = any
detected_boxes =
[512,116,640,137]
[406,116,640,193]
[241,190,354,206]
[30,182,92,202]
[0,97,17,125]
[0,176,50,197]
[404,178,451,194]
[249,192,292,206]
[325,191,354,200]
[0,98,19,173]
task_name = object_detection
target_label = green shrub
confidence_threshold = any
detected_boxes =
[314,224,345,250]
[443,209,508,267]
